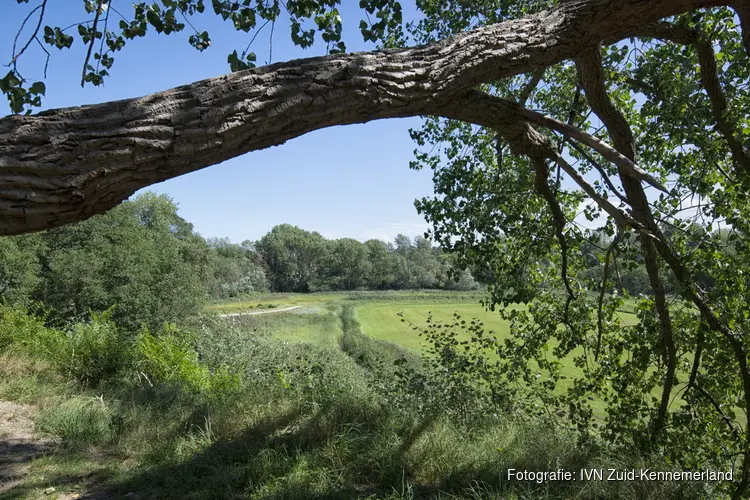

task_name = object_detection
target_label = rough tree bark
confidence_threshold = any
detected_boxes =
[0,0,733,235]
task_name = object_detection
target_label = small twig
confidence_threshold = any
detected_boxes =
[566,138,629,204]
[59,20,93,33]
[532,156,576,325]
[244,19,272,55]
[269,18,275,63]
[81,0,105,87]
[518,68,544,106]
[178,5,201,35]
[510,101,671,194]
[96,0,111,76]
[9,1,47,71]
[34,36,51,78]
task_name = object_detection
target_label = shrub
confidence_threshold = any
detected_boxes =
[386,313,517,425]
[137,323,239,396]
[338,304,421,377]
[61,309,134,385]
[0,303,65,359]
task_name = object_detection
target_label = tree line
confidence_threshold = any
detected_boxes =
[0,193,480,331]
[1,192,715,334]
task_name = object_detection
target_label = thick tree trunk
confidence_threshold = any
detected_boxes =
[0,0,731,235]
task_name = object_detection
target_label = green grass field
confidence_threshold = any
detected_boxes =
[355,302,518,352]
[212,293,642,409]
[211,292,641,385]
[355,301,640,411]
[354,300,639,354]
[223,305,342,346]
[206,290,488,313]
[211,292,698,418]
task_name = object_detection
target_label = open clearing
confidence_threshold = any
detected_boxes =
[215,292,642,401]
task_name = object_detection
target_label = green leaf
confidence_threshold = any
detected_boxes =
[29,82,46,96]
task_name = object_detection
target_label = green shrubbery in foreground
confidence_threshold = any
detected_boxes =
[0,303,722,499]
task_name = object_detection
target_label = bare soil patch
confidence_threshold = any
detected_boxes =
[0,399,57,494]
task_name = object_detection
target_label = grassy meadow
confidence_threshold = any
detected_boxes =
[0,291,724,499]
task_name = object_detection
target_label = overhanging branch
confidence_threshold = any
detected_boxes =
[438,90,650,231]
[0,0,732,235]
[507,100,670,194]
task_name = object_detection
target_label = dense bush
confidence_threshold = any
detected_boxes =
[0,304,64,358]
[137,322,240,396]
[1,305,240,397]
[1,305,132,386]
[61,309,134,385]
[0,234,44,305]
[37,193,214,331]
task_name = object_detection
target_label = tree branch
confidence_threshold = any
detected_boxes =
[81,0,105,88]
[576,45,677,448]
[507,99,670,194]
[8,0,48,72]
[734,1,750,56]
[623,75,666,102]
[532,156,576,320]
[566,137,629,204]
[686,327,742,442]
[518,68,545,107]
[0,0,731,235]
[596,228,623,361]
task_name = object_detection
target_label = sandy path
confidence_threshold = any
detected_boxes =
[218,305,302,318]
[0,400,56,494]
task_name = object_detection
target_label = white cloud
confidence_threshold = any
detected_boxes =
[355,222,432,243]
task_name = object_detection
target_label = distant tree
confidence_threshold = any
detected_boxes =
[38,193,213,331]
[256,224,328,292]
[363,239,397,290]
[409,235,441,288]
[324,238,370,290]
[207,238,268,298]
[439,253,481,291]
[393,234,412,256]
[0,234,44,305]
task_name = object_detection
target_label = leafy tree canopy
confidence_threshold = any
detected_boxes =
[3,0,407,113]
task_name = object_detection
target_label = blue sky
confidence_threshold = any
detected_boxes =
[1,1,434,243]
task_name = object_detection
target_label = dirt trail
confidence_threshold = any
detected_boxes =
[218,305,302,318]
[0,400,56,494]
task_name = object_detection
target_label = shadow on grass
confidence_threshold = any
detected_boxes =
[100,405,400,499]
[0,405,708,500]
[85,408,578,499]
[0,448,117,500]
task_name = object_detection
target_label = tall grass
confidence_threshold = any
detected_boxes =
[36,396,113,446]
[0,301,726,499]
[339,303,420,375]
